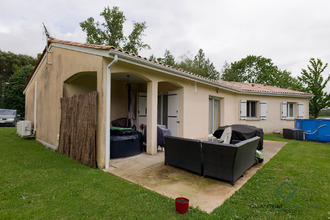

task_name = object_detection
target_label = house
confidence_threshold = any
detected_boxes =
[23,38,313,168]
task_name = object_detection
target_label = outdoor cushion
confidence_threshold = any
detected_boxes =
[218,127,232,144]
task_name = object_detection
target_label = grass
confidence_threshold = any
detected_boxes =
[0,128,329,219]
[317,116,330,119]
[210,134,329,219]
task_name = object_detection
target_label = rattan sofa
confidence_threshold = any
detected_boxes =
[164,136,260,185]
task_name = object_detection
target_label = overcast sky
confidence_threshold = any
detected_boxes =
[1,0,329,92]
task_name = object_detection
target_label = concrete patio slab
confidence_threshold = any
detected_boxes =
[104,140,287,213]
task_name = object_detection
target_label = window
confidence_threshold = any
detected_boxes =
[240,100,267,120]
[281,102,304,119]
[209,97,221,134]
[247,101,257,118]
[287,102,294,118]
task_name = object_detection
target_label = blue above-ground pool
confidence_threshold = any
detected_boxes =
[295,119,330,142]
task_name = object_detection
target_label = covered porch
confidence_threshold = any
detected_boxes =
[109,72,183,157]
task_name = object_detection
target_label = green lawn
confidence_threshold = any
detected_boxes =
[0,128,329,219]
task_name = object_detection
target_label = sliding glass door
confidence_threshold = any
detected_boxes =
[209,97,221,134]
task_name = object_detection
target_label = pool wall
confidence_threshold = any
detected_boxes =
[295,119,330,142]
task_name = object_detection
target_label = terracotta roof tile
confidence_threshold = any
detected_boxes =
[44,38,312,96]
[49,38,115,50]
[218,81,311,95]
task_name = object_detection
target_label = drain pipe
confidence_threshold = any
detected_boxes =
[33,81,37,135]
[105,54,118,169]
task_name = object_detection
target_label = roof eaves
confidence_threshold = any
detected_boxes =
[108,50,313,98]
[51,42,111,57]
[107,50,241,93]
[235,90,313,98]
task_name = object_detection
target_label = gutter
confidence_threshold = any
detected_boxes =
[105,54,118,169]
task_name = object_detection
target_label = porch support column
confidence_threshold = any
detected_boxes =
[146,80,158,155]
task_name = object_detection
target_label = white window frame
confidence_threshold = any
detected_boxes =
[209,97,221,135]
[281,102,304,120]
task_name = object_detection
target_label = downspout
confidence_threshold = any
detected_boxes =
[105,54,118,169]
[33,81,37,135]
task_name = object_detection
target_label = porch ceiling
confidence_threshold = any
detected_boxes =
[111,73,146,84]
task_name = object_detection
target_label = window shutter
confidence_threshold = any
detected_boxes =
[240,100,247,119]
[297,103,304,119]
[260,101,267,120]
[281,102,287,119]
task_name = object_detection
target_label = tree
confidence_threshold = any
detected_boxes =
[1,65,34,117]
[0,50,37,106]
[221,55,301,89]
[220,61,232,80]
[80,6,150,54]
[162,49,176,66]
[150,49,176,66]
[298,58,330,118]
[176,52,194,71]
[201,58,219,80]
[177,49,219,80]
[318,108,330,117]
[277,70,303,91]
[194,49,206,70]
[149,49,219,80]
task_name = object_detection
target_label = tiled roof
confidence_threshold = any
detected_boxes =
[26,38,312,97]
[48,38,224,83]
[49,38,115,50]
[218,81,312,96]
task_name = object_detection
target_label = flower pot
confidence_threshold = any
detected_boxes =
[175,197,189,214]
